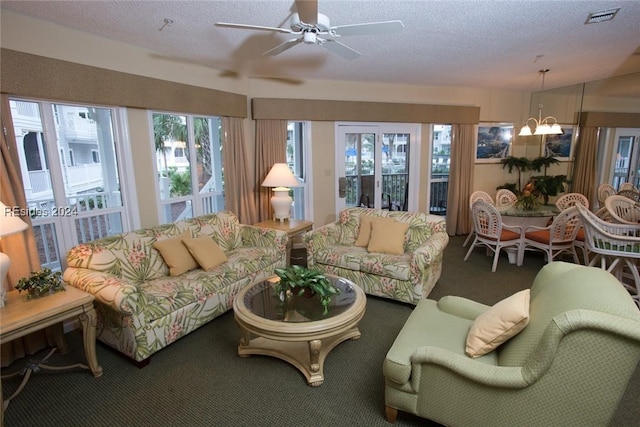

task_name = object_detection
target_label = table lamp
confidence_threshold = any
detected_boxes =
[0,201,29,307]
[261,163,300,222]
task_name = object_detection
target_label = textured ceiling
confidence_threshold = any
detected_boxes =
[2,0,640,93]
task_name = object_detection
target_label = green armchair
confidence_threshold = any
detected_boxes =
[383,262,640,426]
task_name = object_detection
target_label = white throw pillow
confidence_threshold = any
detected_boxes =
[465,289,530,358]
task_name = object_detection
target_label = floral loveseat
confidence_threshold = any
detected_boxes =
[63,212,287,365]
[304,208,449,304]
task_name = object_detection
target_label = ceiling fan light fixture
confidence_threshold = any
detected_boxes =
[303,31,317,44]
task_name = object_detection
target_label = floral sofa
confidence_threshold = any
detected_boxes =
[303,208,449,304]
[63,212,288,366]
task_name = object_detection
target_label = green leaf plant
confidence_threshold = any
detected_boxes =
[15,268,65,300]
[274,265,340,315]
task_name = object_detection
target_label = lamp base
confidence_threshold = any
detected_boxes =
[271,188,293,223]
[0,252,10,308]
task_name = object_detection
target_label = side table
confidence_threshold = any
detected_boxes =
[0,286,103,420]
[254,219,313,265]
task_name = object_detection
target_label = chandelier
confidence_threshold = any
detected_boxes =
[518,69,563,136]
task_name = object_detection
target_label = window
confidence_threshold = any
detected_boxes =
[287,121,310,220]
[430,124,451,215]
[152,112,224,223]
[9,98,135,271]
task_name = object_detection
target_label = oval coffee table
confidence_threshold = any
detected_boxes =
[233,274,366,386]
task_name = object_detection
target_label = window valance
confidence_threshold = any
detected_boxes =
[252,98,480,124]
[0,48,247,118]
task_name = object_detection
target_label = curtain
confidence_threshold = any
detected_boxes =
[221,116,257,225]
[255,119,288,222]
[1,94,62,367]
[446,124,475,236]
[572,127,599,202]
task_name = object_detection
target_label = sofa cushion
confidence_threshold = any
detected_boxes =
[153,231,199,276]
[385,299,497,385]
[138,246,280,322]
[355,215,375,247]
[313,245,366,271]
[179,212,242,251]
[360,253,411,281]
[183,236,228,271]
[465,289,530,358]
[368,218,409,255]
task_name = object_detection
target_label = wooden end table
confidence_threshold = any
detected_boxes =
[0,286,103,418]
[254,219,313,265]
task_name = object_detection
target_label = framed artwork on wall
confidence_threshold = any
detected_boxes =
[543,125,576,160]
[475,123,513,163]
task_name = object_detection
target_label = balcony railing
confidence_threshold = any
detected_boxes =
[345,173,448,213]
[28,164,104,198]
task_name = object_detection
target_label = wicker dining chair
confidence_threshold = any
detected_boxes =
[495,189,518,210]
[576,204,640,307]
[597,183,616,208]
[464,200,523,272]
[619,182,637,192]
[523,206,582,264]
[462,190,494,247]
[555,192,589,211]
[605,195,640,224]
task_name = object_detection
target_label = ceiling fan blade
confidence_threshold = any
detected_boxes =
[263,38,302,56]
[215,22,294,34]
[295,0,318,25]
[322,40,361,60]
[332,20,404,37]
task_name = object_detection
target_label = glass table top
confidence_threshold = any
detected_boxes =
[243,275,357,323]
[499,204,560,217]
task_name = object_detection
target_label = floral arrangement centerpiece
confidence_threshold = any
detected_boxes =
[15,268,65,300]
[500,155,568,210]
[515,181,541,211]
[273,265,340,314]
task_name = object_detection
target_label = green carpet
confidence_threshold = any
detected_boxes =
[2,236,638,426]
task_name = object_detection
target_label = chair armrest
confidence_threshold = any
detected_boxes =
[410,232,449,267]
[523,225,547,234]
[304,223,341,250]
[410,347,528,389]
[436,295,490,320]
[63,267,139,314]
[240,225,288,252]
[503,223,523,234]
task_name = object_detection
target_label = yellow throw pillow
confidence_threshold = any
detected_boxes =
[182,236,228,271]
[152,231,199,276]
[355,215,375,247]
[465,289,530,358]
[367,218,409,255]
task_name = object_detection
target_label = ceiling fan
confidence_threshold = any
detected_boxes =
[215,0,404,60]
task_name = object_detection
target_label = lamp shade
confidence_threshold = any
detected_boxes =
[261,163,300,189]
[0,202,28,237]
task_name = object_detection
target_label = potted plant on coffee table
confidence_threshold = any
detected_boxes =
[273,265,340,314]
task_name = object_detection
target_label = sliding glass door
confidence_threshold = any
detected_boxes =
[335,123,417,213]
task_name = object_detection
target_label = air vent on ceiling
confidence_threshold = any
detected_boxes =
[585,8,620,24]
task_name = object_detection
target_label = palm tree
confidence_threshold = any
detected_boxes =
[153,114,187,174]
